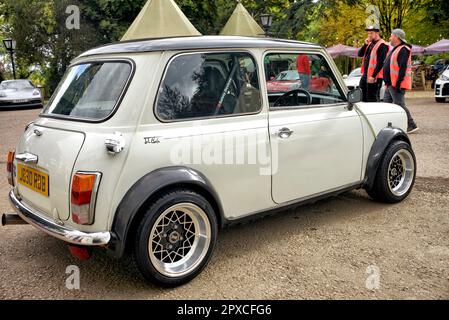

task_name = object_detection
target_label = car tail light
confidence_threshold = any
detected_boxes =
[71,172,101,225]
[7,150,15,186]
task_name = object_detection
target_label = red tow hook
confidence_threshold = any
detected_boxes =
[68,245,91,261]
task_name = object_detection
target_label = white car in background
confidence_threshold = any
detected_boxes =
[435,66,449,103]
[0,80,43,109]
[343,67,385,101]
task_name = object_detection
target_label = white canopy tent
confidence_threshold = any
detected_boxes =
[121,0,201,41]
[220,2,265,37]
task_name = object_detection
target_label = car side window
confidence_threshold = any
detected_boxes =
[264,53,347,109]
[156,52,262,121]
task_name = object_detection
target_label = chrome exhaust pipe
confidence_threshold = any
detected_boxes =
[1,213,28,226]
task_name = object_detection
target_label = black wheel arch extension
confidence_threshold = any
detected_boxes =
[107,166,224,258]
[363,126,412,191]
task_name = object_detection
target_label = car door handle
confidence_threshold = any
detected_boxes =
[15,152,38,164]
[105,132,126,155]
[278,128,294,139]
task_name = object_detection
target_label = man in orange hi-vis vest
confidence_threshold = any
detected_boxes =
[357,25,389,102]
[383,29,419,134]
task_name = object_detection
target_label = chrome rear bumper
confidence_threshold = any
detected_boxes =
[7,190,111,246]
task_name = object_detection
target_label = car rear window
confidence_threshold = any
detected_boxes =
[43,61,132,121]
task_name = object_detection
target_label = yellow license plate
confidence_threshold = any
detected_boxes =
[17,164,49,197]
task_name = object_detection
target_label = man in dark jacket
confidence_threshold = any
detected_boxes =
[383,29,419,134]
[358,26,389,102]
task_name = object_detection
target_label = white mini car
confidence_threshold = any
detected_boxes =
[435,66,449,103]
[2,36,416,287]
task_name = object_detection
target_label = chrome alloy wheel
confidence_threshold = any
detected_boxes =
[148,203,211,278]
[387,149,415,197]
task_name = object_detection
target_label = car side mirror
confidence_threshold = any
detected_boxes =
[342,74,348,79]
[347,88,362,110]
[270,76,275,81]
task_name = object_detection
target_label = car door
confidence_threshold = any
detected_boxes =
[129,51,274,221]
[265,51,364,204]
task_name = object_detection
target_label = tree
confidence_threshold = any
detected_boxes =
[371,0,424,35]
[176,0,221,35]
[425,0,449,23]
[270,0,315,39]
[46,0,101,93]
[1,0,53,79]
[310,1,367,47]
[78,0,146,43]
[343,0,425,36]
[421,0,449,41]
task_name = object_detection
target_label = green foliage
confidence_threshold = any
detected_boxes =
[45,0,102,93]
[270,0,315,39]
[367,0,424,35]
[424,53,449,65]
[176,0,221,35]
[78,0,146,42]
[310,1,367,46]
[1,0,53,79]
[425,0,449,25]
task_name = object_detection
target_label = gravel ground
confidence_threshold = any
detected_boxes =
[0,94,448,300]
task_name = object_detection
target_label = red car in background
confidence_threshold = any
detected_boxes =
[266,70,302,93]
[267,70,332,94]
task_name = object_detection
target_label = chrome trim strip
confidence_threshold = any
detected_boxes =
[8,190,110,246]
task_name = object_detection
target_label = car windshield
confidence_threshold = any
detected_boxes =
[0,80,34,90]
[348,68,362,78]
[275,71,300,81]
[43,62,132,120]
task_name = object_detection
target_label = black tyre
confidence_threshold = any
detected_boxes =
[134,189,218,287]
[436,97,446,103]
[367,140,416,204]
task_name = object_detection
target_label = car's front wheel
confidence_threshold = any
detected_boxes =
[367,140,416,203]
[134,189,218,287]
[435,97,446,103]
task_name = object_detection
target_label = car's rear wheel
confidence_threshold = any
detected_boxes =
[367,141,416,203]
[436,97,446,103]
[134,189,218,287]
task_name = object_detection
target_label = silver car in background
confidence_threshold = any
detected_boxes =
[0,80,43,109]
